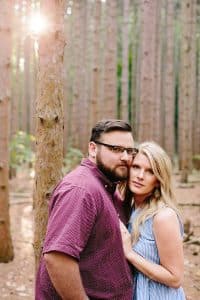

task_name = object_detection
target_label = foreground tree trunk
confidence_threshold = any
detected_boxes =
[34,0,66,269]
[0,0,14,262]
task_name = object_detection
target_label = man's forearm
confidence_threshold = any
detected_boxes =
[44,252,88,300]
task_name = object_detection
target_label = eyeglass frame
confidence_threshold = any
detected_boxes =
[94,141,138,156]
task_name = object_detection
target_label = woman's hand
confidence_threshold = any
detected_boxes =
[119,221,132,258]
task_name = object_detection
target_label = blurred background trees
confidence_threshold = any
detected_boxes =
[7,0,200,174]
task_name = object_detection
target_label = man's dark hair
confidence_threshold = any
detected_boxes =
[90,119,132,142]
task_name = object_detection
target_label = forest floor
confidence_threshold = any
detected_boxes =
[0,169,199,300]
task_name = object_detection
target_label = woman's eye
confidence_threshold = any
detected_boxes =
[132,165,139,169]
[146,169,153,175]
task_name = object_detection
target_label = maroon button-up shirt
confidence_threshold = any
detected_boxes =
[35,158,133,300]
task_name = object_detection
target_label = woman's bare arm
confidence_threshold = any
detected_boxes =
[120,208,184,288]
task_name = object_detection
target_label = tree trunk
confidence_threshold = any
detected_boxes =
[23,36,31,133]
[71,0,82,149]
[178,0,196,183]
[0,0,14,263]
[121,0,130,121]
[34,0,66,269]
[103,0,117,118]
[131,0,139,140]
[194,15,200,155]
[90,0,102,127]
[162,0,175,159]
[137,0,157,141]
[152,0,162,144]
[79,0,91,154]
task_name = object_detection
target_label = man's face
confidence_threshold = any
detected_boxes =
[94,131,134,182]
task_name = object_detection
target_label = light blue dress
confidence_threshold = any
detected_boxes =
[128,208,186,300]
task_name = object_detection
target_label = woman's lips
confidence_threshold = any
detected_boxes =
[132,181,144,187]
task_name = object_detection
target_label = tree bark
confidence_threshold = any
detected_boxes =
[178,0,196,182]
[103,0,117,118]
[162,0,175,159]
[0,0,14,263]
[121,0,130,121]
[137,0,157,141]
[34,0,66,269]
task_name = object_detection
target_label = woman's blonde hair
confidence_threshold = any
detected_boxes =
[128,141,180,244]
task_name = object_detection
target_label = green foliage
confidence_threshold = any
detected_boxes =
[192,154,200,170]
[63,147,84,173]
[9,131,35,169]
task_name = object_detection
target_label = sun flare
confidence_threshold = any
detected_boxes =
[29,13,48,35]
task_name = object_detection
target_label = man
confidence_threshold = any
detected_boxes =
[36,119,135,300]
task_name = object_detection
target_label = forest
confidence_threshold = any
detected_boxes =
[0,0,199,299]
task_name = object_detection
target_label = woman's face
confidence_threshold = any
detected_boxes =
[129,152,159,205]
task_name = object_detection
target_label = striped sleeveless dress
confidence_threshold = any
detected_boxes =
[128,208,186,300]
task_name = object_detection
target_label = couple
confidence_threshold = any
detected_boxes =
[35,119,185,300]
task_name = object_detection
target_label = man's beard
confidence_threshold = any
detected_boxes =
[96,156,128,182]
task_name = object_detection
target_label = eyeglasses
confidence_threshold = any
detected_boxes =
[94,141,138,156]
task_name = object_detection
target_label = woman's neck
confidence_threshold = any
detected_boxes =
[133,195,146,208]
[133,192,152,208]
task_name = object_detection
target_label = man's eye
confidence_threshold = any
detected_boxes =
[112,146,122,152]
[127,148,134,155]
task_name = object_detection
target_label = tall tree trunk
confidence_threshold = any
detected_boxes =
[90,0,102,127]
[71,0,82,149]
[98,1,107,120]
[121,0,130,121]
[194,12,200,155]
[178,0,196,183]
[63,1,72,155]
[131,0,139,140]
[103,0,117,118]
[152,0,162,144]
[23,36,31,133]
[11,3,21,138]
[137,0,157,141]
[63,1,75,152]
[0,0,14,263]
[79,0,91,154]
[191,1,198,157]
[162,0,175,159]
[29,37,37,137]
[34,0,66,269]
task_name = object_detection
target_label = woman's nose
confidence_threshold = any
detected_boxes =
[137,169,144,179]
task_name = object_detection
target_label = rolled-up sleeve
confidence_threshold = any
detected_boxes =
[43,186,98,260]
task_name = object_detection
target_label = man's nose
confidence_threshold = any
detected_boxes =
[120,150,130,161]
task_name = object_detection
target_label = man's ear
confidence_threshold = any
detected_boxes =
[88,141,97,159]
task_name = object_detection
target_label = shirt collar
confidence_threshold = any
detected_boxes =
[80,158,117,194]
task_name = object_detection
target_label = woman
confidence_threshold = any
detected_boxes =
[120,141,186,300]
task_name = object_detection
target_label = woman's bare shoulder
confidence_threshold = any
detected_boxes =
[153,207,178,226]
